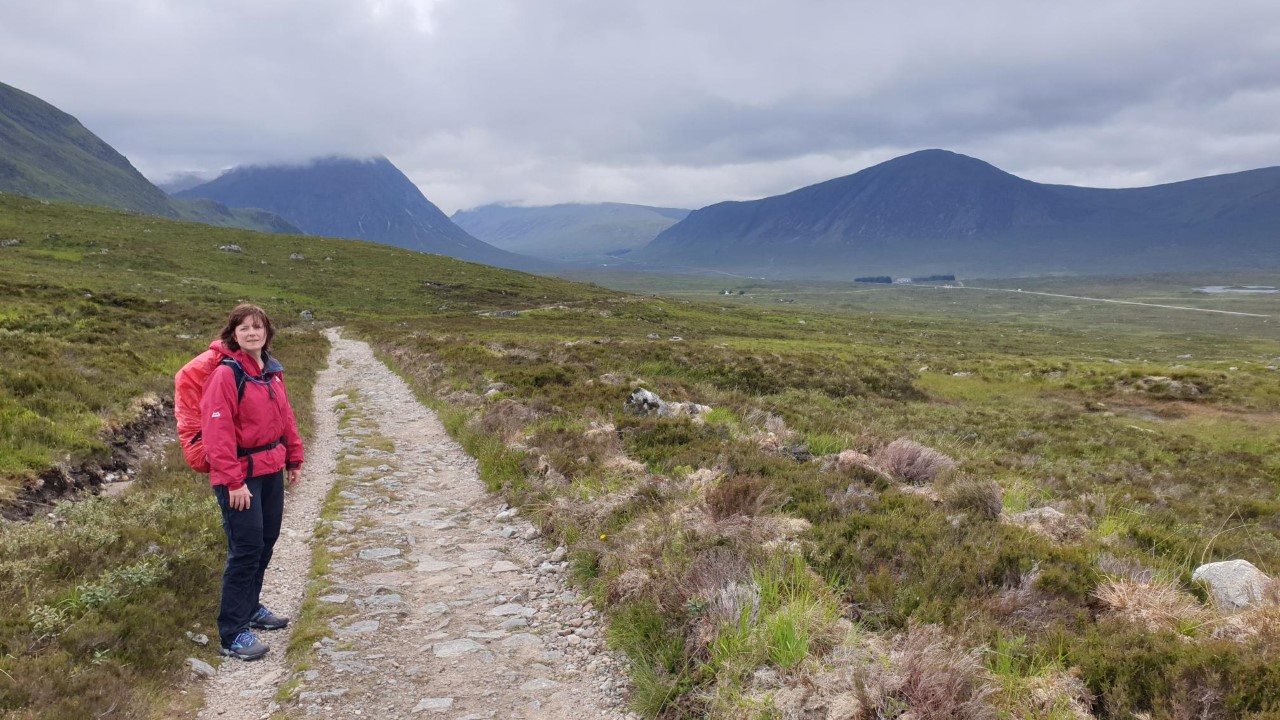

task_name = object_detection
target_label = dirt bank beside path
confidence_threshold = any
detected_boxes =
[197,329,631,719]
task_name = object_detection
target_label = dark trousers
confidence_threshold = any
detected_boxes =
[212,470,284,647]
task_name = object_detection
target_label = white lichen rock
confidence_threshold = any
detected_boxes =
[1192,559,1272,610]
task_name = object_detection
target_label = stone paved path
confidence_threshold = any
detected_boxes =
[198,330,631,719]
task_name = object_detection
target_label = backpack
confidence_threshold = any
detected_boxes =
[174,349,248,473]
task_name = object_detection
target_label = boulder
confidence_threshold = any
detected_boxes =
[1193,559,1272,610]
[835,450,874,472]
[1005,506,1087,542]
[658,401,712,419]
[218,244,242,253]
[625,387,713,419]
[1134,375,1201,399]
[624,388,664,415]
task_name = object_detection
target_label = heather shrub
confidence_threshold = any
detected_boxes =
[682,548,753,608]
[1066,620,1280,717]
[872,438,956,485]
[854,623,997,720]
[808,491,1096,630]
[941,476,1003,520]
[528,422,625,481]
[618,415,728,470]
[477,397,539,441]
[831,482,880,516]
[705,473,778,519]
[0,451,222,718]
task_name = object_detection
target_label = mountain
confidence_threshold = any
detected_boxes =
[177,157,542,271]
[156,171,218,194]
[0,81,177,216]
[0,81,299,234]
[452,202,689,263]
[639,149,1280,278]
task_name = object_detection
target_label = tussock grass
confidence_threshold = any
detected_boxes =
[802,431,847,456]
[1092,576,1210,635]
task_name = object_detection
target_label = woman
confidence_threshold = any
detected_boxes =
[201,304,304,661]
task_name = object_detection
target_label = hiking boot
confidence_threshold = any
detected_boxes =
[220,630,269,661]
[249,605,290,631]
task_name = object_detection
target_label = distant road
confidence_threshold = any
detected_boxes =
[630,282,1272,318]
[941,285,1271,318]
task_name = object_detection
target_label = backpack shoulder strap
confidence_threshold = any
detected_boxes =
[219,358,249,403]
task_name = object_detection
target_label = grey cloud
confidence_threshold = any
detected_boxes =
[2,0,1279,212]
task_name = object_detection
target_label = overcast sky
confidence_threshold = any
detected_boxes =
[3,0,1279,214]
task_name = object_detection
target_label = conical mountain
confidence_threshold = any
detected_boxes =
[640,149,1280,278]
[177,157,543,271]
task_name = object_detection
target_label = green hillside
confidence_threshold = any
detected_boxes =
[0,81,300,235]
[0,82,174,216]
[3,195,1280,718]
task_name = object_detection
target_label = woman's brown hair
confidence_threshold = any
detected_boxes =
[219,304,275,352]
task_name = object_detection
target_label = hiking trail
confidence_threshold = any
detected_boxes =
[196,329,632,719]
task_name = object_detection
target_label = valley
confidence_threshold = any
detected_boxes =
[2,196,1279,718]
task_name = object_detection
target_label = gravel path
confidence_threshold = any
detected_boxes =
[197,330,632,719]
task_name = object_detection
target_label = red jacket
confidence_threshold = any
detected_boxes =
[199,340,304,490]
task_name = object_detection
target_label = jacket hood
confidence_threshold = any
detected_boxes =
[207,339,284,376]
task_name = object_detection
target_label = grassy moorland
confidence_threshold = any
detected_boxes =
[361,277,1280,716]
[0,193,598,718]
[2,193,1280,718]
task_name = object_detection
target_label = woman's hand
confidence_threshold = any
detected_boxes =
[228,484,252,511]
[287,468,301,486]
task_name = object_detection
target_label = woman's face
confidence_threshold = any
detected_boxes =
[234,317,267,356]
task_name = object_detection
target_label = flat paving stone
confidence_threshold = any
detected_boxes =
[433,638,485,658]
[359,547,402,560]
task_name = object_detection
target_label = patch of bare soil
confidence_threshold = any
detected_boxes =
[195,330,633,719]
[1,395,174,520]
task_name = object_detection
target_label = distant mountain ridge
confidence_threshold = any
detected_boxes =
[452,202,690,262]
[0,81,300,234]
[177,157,542,272]
[640,150,1280,278]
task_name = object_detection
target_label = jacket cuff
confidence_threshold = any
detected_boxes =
[226,479,245,491]
[287,462,302,470]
